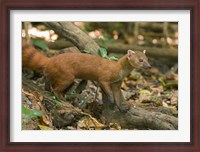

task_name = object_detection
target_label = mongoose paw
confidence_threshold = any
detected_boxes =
[107,95,115,104]
[119,103,130,113]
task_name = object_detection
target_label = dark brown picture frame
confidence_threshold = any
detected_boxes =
[0,0,199,151]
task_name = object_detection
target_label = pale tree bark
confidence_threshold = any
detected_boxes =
[45,22,100,55]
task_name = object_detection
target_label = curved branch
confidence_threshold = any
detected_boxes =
[45,22,100,55]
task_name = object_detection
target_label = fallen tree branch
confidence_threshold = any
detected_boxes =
[102,103,178,129]
[106,43,178,61]
[46,39,178,60]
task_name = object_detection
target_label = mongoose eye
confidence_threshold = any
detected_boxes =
[139,58,143,62]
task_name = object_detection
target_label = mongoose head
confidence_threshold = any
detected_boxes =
[127,49,151,69]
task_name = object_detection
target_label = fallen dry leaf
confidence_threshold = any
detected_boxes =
[38,125,53,130]
[77,117,105,130]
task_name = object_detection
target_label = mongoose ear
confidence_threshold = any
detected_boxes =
[127,50,135,59]
[143,50,146,54]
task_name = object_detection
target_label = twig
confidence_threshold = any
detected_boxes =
[22,88,40,101]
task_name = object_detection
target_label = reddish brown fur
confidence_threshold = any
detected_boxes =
[22,39,50,71]
[22,40,151,112]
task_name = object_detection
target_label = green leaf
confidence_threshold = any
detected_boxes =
[66,90,77,100]
[22,105,43,120]
[31,39,48,51]
[139,90,151,94]
[103,34,115,44]
[33,109,43,117]
[109,56,118,61]
[50,95,56,100]
[158,77,178,88]
[151,96,160,102]
[107,39,115,44]
[98,48,108,58]
[158,77,166,85]
[164,82,178,88]
[22,105,32,116]
[83,50,92,54]
[55,99,62,105]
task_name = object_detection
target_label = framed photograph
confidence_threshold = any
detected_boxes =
[1,0,199,151]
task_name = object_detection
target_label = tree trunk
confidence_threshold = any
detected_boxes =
[45,22,100,55]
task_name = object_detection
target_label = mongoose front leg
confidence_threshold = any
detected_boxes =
[99,81,115,104]
[111,81,130,112]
